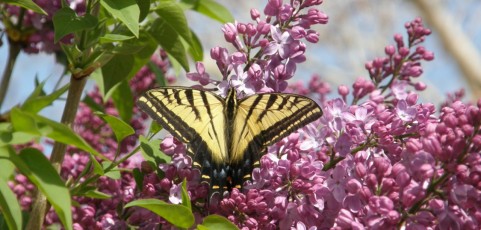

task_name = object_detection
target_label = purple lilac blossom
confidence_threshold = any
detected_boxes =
[138,13,481,230]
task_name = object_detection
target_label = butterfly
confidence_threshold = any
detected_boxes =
[137,86,322,198]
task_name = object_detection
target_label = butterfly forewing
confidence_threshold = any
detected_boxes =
[231,93,323,165]
[137,87,228,164]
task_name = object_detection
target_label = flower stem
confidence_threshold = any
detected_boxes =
[0,43,21,111]
[26,75,87,230]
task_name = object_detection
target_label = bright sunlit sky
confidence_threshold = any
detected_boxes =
[1,1,480,122]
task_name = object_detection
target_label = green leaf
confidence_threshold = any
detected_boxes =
[195,0,234,24]
[132,168,144,191]
[13,148,73,230]
[82,95,105,113]
[111,42,145,54]
[0,147,15,180]
[125,199,194,228]
[10,110,41,136]
[83,189,112,199]
[0,177,22,230]
[139,136,170,165]
[96,113,135,142]
[89,155,104,176]
[148,18,189,71]
[166,52,183,76]
[1,0,47,15]
[101,55,134,96]
[60,43,83,66]
[148,120,162,135]
[102,162,121,180]
[181,179,191,210]
[0,127,38,147]
[10,108,104,160]
[110,80,134,122]
[136,0,151,22]
[155,2,192,44]
[188,30,203,61]
[52,7,98,42]
[199,215,239,230]
[101,0,140,37]
[100,32,157,96]
[100,34,135,43]
[24,77,47,101]
[82,50,115,73]
[147,61,166,87]
[22,84,69,114]
[72,185,97,197]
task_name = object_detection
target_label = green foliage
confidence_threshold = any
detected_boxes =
[102,162,121,180]
[21,82,69,114]
[136,0,151,22]
[125,199,195,228]
[0,147,22,229]
[139,135,170,174]
[52,7,98,43]
[110,80,134,122]
[96,112,135,142]
[0,176,22,230]
[132,168,144,192]
[198,215,239,230]
[10,108,104,159]
[100,0,140,37]
[83,189,112,199]
[181,179,192,210]
[1,0,47,15]
[182,0,235,24]
[89,155,105,177]
[0,123,37,147]
[100,32,157,97]
[82,94,105,113]
[147,61,167,87]
[0,145,15,180]
[148,18,189,71]
[0,147,73,230]
[99,34,135,43]
[188,29,204,61]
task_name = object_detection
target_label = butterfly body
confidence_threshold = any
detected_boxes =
[137,87,322,197]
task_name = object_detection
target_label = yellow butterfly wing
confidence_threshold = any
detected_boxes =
[137,87,228,165]
[230,93,323,182]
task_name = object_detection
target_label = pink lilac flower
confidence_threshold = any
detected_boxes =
[197,0,328,96]
[133,16,481,230]
[139,16,478,229]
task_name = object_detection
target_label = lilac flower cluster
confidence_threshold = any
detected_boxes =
[140,9,481,229]
[2,0,85,53]
[187,0,328,96]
